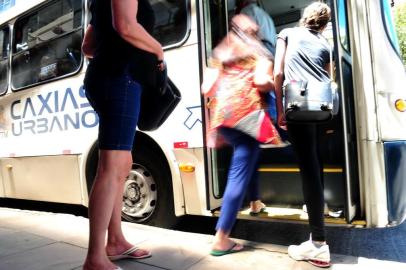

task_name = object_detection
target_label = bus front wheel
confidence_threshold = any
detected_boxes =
[121,146,178,228]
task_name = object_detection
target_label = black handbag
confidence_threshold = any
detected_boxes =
[283,80,339,123]
[137,76,181,131]
[130,50,181,131]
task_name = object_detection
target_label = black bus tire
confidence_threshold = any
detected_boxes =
[121,146,178,228]
[85,142,178,229]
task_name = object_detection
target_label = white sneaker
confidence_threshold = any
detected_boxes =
[288,240,331,268]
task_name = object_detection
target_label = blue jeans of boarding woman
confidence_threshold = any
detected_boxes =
[215,127,261,232]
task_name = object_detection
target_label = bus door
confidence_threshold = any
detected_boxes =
[331,0,359,222]
[201,0,360,224]
[200,0,230,211]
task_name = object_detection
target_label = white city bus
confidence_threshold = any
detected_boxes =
[0,0,405,229]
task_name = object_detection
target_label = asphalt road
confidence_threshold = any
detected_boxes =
[2,198,405,263]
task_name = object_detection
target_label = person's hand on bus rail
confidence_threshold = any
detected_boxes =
[277,112,287,130]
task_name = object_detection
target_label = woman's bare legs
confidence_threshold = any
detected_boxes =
[106,160,150,257]
[83,150,147,270]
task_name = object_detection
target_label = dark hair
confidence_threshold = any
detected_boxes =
[299,2,331,31]
[235,0,257,13]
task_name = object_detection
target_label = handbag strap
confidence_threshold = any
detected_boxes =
[329,40,333,80]
[319,31,334,81]
[311,28,334,81]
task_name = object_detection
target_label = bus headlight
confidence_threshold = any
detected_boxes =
[395,99,406,112]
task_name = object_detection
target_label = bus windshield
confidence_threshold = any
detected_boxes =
[388,0,406,67]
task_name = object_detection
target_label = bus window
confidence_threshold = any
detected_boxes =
[11,0,83,90]
[150,0,190,48]
[337,0,350,52]
[0,26,9,95]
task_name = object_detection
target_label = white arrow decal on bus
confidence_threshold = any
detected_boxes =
[184,106,202,130]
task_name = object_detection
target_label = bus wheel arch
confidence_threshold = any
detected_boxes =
[85,132,178,228]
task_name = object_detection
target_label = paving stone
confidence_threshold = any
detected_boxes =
[1,208,406,270]
[0,231,55,258]
[187,247,295,270]
[132,229,211,270]
[0,227,17,236]
[0,242,86,270]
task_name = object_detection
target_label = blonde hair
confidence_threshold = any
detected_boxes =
[299,2,331,31]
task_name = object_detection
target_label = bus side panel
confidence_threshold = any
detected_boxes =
[384,141,406,225]
[365,0,406,226]
[0,75,98,158]
[369,0,406,141]
[0,155,82,204]
[348,0,390,227]
[173,148,209,215]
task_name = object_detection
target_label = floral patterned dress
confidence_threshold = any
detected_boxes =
[207,55,280,147]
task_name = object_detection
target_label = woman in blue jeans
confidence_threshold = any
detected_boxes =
[211,127,262,255]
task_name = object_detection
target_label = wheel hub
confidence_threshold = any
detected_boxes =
[122,163,157,222]
[127,182,141,202]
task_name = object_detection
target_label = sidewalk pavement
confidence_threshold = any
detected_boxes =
[0,207,405,270]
